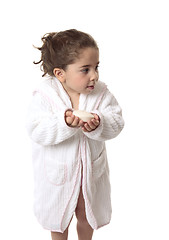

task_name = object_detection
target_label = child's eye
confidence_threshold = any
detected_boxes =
[95,65,99,71]
[81,68,89,73]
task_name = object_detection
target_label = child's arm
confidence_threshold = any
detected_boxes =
[26,93,79,146]
[82,89,124,141]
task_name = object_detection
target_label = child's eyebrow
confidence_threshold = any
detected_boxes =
[80,62,100,68]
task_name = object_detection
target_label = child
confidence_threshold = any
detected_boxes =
[26,29,124,240]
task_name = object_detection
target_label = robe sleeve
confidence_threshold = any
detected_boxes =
[26,92,79,146]
[83,89,124,141]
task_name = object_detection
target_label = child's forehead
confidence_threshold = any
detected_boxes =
[76,47,99,64]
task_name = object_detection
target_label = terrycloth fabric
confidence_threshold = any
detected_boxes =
[26,77,124,233]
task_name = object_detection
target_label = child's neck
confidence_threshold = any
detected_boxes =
[68,92,80,110]
[61,82,80,110]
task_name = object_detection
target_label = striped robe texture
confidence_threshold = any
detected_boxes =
[26,77,124,232]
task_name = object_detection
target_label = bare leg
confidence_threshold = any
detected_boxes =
[51,228,68,240]
[75,187,94,240]
[51,216,73,240]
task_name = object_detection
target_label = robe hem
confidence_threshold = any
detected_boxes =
[36,217,111,233]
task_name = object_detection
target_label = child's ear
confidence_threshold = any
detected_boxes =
[53,68,66,82]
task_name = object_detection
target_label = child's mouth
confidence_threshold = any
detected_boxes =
[87,85,94,90]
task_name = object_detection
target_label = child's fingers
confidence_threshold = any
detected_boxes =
[82,119,100,132]
[86,121,96,130]
[65,110,73,117]
[66,115,75,125]
[83,123,92,132]
[92,113,100,121]
[71,116,80,127]
[86,119,99,129]
[78,119,84,127]
[91,119,100,126]
[82,127,87,132]
[82,125,89,132]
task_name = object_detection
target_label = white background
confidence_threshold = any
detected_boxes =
[0,0,169,239]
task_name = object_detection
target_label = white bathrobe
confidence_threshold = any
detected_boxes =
[26,77,124,233]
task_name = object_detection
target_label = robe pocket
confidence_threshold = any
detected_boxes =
[45,162,67,186]
[92,149,107,180]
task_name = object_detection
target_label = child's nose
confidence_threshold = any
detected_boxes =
[90,70,99,81]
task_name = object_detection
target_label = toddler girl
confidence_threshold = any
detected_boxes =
[26,29,124,240]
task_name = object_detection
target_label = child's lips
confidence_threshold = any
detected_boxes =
[87,85,94,90]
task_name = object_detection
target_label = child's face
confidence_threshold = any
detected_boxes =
[60,47,99,95]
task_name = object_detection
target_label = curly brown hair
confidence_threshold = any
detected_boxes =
[33,29,99,77]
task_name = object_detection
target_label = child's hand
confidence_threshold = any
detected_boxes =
[82,114,100,132]
[65,110,84,128]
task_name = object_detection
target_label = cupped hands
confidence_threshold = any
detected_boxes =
[65,110,100,132]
